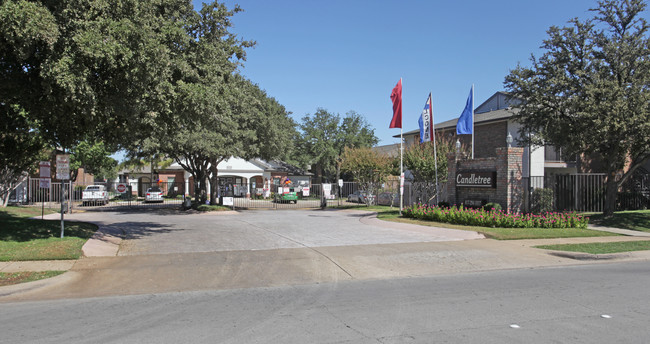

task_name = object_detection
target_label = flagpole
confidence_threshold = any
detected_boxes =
[431,92,439,205]
[399,79,404,215]
[471,84,475,159]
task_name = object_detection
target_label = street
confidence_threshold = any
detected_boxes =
[2,261,650,343]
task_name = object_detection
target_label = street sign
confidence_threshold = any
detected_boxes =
[39,161,51,188]
[56,154,70,180]
[39,178,50,189]
[338,179,343,187]
[116,183,127,193]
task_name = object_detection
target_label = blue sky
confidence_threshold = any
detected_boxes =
[194,0,599,146]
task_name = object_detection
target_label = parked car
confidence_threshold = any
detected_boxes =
[347,190,375,204]
[377,192,399,206]
[145,187,164,203]
[82,185,109,206]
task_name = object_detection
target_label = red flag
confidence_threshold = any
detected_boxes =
[389,79,402,128]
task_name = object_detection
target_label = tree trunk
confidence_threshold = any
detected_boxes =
[2,191,9,207]
[209,162,219,205]
[603,170,618,217]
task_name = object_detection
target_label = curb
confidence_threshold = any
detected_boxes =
[0,270,75,299]
[546,250,631,260]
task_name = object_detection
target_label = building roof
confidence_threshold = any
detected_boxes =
[372,143,400,157]
[251,159,313,176]
[398,107,518,137]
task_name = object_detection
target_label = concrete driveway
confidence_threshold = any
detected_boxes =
[6,208,634,301]
[66,208,484,256]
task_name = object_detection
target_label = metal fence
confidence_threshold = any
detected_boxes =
[528,173,649,212]
[27,179,185,211]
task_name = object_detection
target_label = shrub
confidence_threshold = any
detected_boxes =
[402,203,588,229]
[531,188,554,214]
[196,204,231,212]
[483,202,502,212]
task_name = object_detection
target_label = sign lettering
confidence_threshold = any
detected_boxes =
[456,171,497,188]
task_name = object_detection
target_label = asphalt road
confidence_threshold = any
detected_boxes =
[2,261,649,343]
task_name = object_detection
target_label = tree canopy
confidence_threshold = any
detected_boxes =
[504,0,650,216]
[297,109,378,182]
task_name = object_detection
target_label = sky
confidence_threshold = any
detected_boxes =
[193,0,602,146]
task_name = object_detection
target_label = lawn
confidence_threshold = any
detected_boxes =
[536,240,650,254]
[587,210,650,232]
[0,206,97,261]
[0,271,65,287]
[337,205,617,240]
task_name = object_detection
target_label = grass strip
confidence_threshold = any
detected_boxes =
[0,271,65,287]
[587,210,650,233]
[535,240,650,254]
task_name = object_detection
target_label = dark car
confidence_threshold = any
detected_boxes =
[377,192,399,206]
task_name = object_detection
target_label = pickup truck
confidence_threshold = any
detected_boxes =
[82,185,109,206]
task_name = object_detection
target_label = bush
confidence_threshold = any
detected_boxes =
[532,188,554,214]
[483,202,502,212]
[195,204,231,212]
[437,201,450,208]
[403,203,588,229]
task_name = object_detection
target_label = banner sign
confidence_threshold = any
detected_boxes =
[456,171,497,188]
[56,154,70,180]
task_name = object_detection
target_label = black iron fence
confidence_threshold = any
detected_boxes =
[528,173,649,212]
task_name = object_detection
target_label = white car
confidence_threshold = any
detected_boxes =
[82,185,109,206]
[145,187,164,203]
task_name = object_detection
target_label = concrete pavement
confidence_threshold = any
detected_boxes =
[2,209,650,301]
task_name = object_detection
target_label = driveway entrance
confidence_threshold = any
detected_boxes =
[67,209,483,256]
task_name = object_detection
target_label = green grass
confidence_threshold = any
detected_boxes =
[536,240,650,254]
[0,206,97,261]
[0,271,65,287]
[340,205,619,240]
[587,210,650,232]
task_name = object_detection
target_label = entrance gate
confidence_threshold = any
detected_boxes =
[26,178,336,211]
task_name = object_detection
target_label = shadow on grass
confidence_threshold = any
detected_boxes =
[0,211,97,242]
[589,210,650,232]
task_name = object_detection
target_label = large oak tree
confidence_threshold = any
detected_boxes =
[505,0,650,216]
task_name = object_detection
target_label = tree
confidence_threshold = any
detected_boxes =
[403,136,458,204]
[69,140,118,182]
[0,104,46,207]
[298,109,378,182]
[504,0,650,216]
[1,0,194,176]
[340,147,392,205]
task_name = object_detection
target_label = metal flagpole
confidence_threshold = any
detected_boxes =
[399,79,404,215]
[431,93,439,205]
[471,84,475,159]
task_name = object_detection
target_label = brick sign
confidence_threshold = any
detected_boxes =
[456,171,497,188]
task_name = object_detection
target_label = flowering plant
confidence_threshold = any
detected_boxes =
[403,204,589,229]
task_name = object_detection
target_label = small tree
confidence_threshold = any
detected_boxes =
[69,140,118,182]
[297,109,378,182]
[403,136,457,205]
[340,147,391,206]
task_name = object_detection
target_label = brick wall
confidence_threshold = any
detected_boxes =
[447,147,524,213]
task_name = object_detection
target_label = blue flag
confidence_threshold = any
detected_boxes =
[418,93,433,143]
[456,86,473,135]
